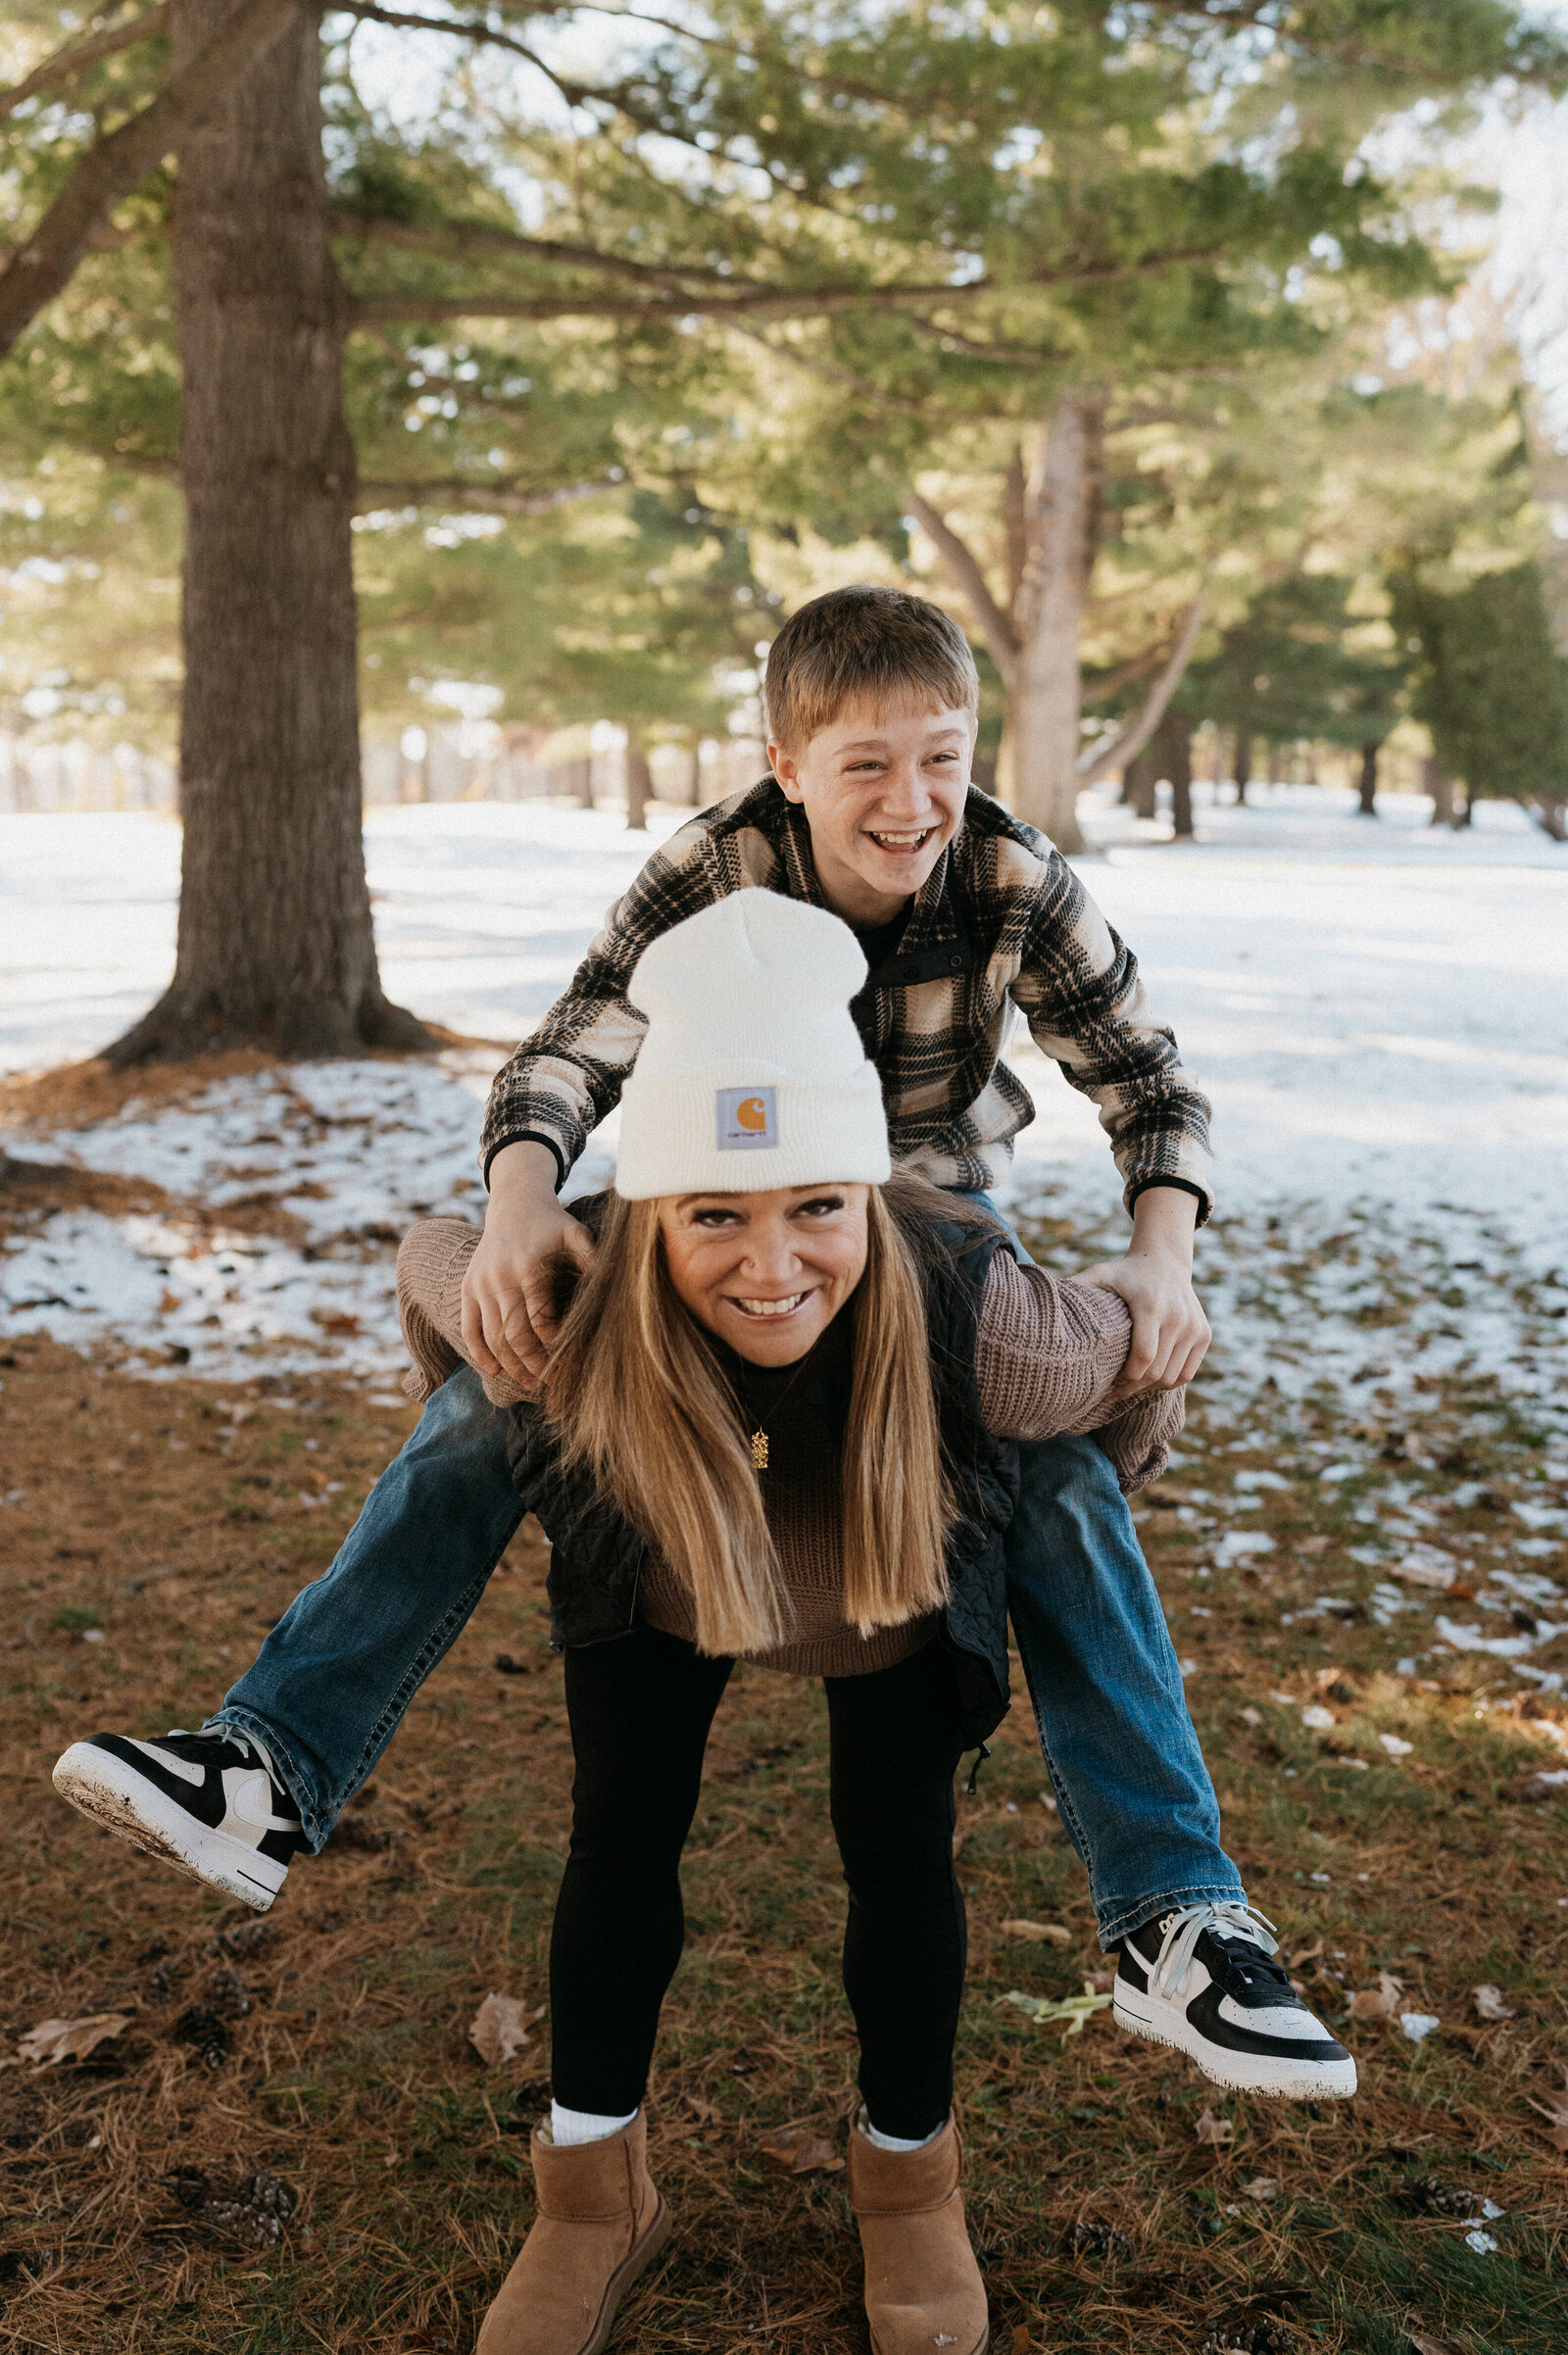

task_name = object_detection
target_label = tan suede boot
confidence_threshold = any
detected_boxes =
[474,2111,671,2355]
[848,2111,988,2355]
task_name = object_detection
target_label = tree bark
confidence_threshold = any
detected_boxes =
[626,736,653,830]
[1357,739,1380,815]
[109,0,425,1064]
[1533,793,1567,841]
[1424,754,1458,828]
[1122,744,1158,820]
[1007,393,1102,855]
[1233,729,1251,804]
[1162,711,1195,840]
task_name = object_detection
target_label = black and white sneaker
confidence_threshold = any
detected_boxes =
[1113,1901,1357,2100]
[52,1728,304,1912]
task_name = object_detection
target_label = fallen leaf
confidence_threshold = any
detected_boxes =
[1473,1985,1514,2022]
[1378,1734,1414,1757]
[18,2013,132,2068]
[467,1992,531,2067]
[1407,2335,1457,2355]
[1300,1703,1337,1731]
[1527,2069,1568,2152]
[1001,1919,1072,1945]
[1196,2107,1234,2146]
[1001,1982,1114,2042]
[1239,1706,1263,1728]
[684,2094,720,2126]
[309,1307,361,1336]
[1346,1971,1404,2023]
[1242,2176,1280,2201]
[1011,2329,1032,2354]
[756,2127,843,2175]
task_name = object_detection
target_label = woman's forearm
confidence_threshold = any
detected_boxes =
[974,1254,1184,1489]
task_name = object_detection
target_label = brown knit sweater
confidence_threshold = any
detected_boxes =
[396,1217,1183,1679]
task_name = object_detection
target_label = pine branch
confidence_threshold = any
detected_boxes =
[905,490,1017,675]
[355,473,614,513]
[0,4,170,125]
[0,0,304,358]
[1077,596,1206,781]
[333,208,770,296]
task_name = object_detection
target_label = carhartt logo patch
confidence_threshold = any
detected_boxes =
[715,1087,778,1151]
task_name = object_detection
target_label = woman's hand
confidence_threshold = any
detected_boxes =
[1075,1186,1210,1401]
[461,1142,596,1388]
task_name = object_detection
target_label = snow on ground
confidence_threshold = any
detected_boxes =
[2,785,1566,1433]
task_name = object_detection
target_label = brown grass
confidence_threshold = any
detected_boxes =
[1,1306,1566,2353]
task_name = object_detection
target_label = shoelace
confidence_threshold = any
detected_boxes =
[167,1726,269,1778]
[1147,1900,1279,2003]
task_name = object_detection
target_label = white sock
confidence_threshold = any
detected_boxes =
[861,2116,944,2154]
[550,2101,638,2148]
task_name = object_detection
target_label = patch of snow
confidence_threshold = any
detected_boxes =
[3,786,1567,1403]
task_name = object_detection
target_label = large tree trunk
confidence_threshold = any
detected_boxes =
[1357,739,1380,816]
[108,0,426,1065]
[1007,394,1102,856]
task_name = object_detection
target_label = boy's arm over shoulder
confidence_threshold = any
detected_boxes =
[478,810,727,1184]
[988,811,1214,1219]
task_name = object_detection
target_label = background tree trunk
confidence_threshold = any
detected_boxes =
[108,0,425,1065]
[1123,742,1158,819]
[1424,754,1458,828]
[1357,739,1380,815]
[1006,394,1102,856]
[1162,711,1195,839]
[1234,730,1251,805]
[626,736,653,830]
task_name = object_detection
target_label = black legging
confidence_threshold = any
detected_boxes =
[549,1622,968,2140]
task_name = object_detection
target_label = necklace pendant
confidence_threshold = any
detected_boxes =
[751,1430,769,1472]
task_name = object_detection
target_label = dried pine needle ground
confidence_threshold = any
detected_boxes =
[3,1246,1567,2352]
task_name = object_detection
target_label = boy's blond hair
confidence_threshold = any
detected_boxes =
[762,585,979,753]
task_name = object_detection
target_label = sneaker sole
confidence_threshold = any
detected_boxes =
[1112,1983,1358,2100]
[52,1744,288,1913]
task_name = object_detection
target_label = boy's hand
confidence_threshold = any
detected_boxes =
[1075,1185,1210,1400]
[461,1141,595,1389]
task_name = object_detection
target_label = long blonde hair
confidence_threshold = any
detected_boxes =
[542,1172,969,1655]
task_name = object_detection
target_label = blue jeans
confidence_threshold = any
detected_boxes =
[214,1218,1244,1946]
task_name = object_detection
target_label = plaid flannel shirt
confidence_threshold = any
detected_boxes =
[480,780,1213,1214]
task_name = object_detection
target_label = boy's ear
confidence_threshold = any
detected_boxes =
[768,737,805,802]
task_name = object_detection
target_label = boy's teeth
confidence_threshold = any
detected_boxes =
[870,828,930,846]
[735,1294,805,1317]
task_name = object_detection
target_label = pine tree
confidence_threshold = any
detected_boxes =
[1395,563,1568,836]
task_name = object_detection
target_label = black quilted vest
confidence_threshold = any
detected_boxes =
[505,1203,1019,1749]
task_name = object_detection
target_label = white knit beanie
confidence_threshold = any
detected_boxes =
[614,890,892,1200]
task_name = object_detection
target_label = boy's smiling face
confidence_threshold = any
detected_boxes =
[769,696,973,925]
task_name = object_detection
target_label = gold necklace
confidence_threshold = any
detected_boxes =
[741,1352,813,1472]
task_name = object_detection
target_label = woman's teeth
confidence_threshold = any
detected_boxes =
[732,1293,807,1318]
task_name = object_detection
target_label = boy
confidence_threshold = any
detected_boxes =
[56,587,1353,2100]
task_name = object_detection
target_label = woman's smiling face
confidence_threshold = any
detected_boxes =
[657,1184,870,1365]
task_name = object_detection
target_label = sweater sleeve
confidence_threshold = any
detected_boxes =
[395,1219,532,1409]
[973,1252,1184,1495]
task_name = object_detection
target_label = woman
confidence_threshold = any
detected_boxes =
[397,890,1181,2355]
